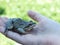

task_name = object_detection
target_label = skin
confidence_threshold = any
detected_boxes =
[0,10,60,45]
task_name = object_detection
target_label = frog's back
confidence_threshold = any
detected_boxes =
[12,18,28,28]
[5,19,13,29]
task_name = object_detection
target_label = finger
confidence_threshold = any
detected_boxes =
[0,26,5,34]
[5,31,54,45]
[28,10,47,22]
[2,18,8,22]
[5,31,28,44]
[0,17,8,23]
[0,20,5,26]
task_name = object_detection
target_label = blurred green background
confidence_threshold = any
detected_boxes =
[0,0,59,45]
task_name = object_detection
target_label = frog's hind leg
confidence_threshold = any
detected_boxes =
[17,28,26,34]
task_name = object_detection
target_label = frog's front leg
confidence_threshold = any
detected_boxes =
[4,26,13,36]
[17,28,27,34]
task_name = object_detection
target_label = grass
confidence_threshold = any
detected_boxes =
[0,0,59,45]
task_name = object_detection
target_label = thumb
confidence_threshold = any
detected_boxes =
[28,10,60,32]
[28,10,46,22]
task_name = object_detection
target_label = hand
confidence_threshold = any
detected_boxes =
[0,11,60,45]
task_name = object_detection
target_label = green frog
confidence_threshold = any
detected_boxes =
[5,18,36,35]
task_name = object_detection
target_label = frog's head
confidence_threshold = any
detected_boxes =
[24,21,36,32]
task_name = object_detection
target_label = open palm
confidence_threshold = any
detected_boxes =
[0,11,60,45]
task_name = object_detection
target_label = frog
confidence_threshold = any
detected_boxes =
[5,18,36,35]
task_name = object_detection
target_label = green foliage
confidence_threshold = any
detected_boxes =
[0,0,59,45]
[0,7,5,15]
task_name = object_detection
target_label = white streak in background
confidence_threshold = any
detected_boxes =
[46,0,52,3]
[0,0,3,1]
[50,7,55,12]
[56,9,60,13]
[36,0,52,4]
[6,0,10,3]
[15,43,22,45]
[36,0,45,5]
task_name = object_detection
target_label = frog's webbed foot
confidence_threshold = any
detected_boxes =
[17,28,27,34]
